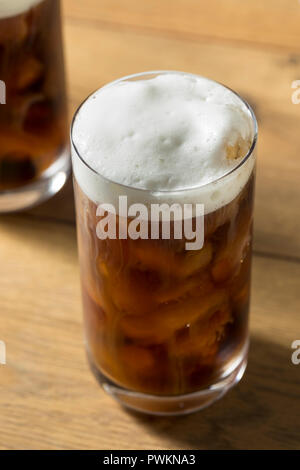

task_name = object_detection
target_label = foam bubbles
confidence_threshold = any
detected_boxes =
[72,73,256,213]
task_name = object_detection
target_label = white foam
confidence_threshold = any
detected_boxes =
[0,0,42,18]
[72,72,256,213]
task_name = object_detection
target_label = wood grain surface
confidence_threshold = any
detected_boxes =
[1,0,300,450]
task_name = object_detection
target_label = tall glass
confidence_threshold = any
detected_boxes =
[0,0,69,212]
[71,72,257,415]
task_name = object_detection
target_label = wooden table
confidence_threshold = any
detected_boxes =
[1,0,300,450]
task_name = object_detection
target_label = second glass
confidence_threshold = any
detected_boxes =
[0,0,69,212]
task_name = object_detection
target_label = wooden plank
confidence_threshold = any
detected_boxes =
[28,21,300,260]
[62,0,300,50]
[0,215,299,449]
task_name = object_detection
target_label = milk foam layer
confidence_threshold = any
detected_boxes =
[0,0,42,18]
[72,72,256,213]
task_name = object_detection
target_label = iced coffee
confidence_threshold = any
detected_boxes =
[0,0,69,211]
[71,72,257,415]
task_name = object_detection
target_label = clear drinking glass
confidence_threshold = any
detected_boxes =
[71,71,257,415]
[0,0,69,212]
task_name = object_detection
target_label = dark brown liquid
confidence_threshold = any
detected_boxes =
[75,172,254,395]
[0,0,68,190]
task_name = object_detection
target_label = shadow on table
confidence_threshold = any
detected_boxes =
[127,336,300,450]
[26,174,75,223]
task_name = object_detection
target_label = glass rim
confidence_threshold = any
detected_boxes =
[70,70,258,195]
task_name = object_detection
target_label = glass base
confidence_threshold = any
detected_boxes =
[88,342,248,416]
[0,149,70,213]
